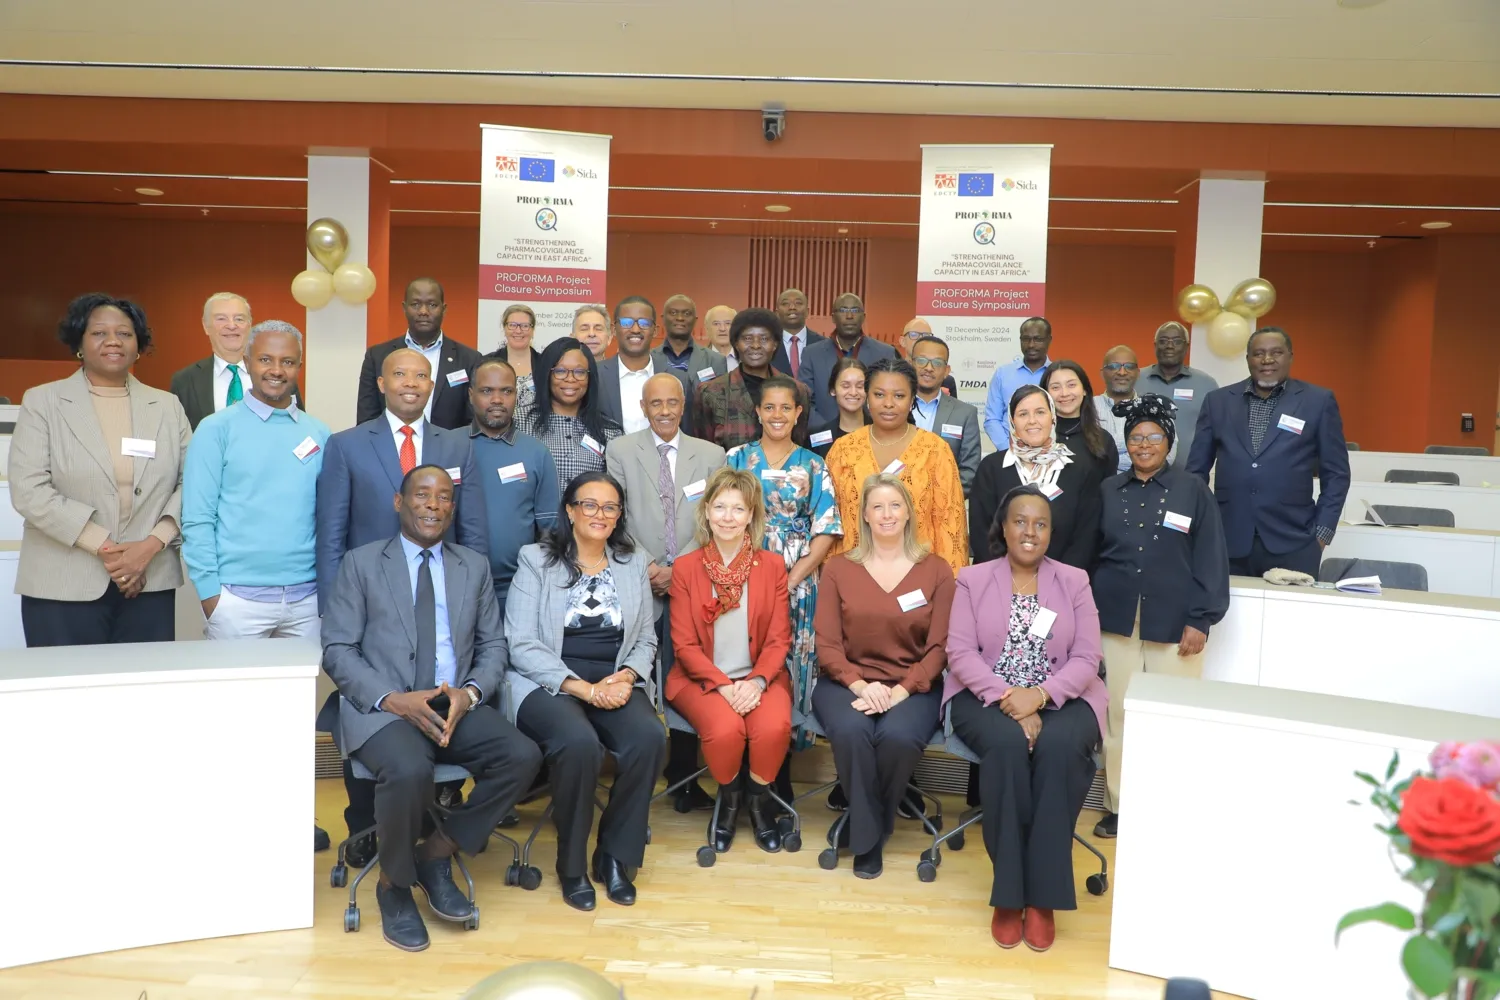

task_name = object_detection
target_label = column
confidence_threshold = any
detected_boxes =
[1174,174,1266,389]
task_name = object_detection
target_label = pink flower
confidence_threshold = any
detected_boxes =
[1430,742,1465,779]
[1454,742,1500,792]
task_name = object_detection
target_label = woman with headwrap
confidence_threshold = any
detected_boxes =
[1090,393,1229,840]
[969,383,1102,568]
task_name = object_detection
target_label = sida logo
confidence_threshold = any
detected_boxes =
[561,165,598,180]
[495,156,518,176]
[1001,178,1039,192]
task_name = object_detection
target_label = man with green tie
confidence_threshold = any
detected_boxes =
[170,292,303,430]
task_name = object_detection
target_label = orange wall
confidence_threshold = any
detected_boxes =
[1430,236,1500,451]
[1365,241,1438,453]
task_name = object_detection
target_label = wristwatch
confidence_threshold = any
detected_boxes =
[464,685,481,708]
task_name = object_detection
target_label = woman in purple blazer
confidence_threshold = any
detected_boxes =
[944,484,1108,954]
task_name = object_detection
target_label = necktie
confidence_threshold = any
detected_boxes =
[225,366,243,407]
[398,425,416,475]
[788,335,800,375]
[658,442,677,562]
[415,549,437,690]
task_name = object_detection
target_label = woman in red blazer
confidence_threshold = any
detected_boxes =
[668,466,794,855]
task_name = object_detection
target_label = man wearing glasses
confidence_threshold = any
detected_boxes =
[654,294,727,388]
[598,297,696,436]
[909,335,980,496]
[797,293,895,425]
[356,278,484,429]
[1136,321,1218,466]
[1094,346,1176,472]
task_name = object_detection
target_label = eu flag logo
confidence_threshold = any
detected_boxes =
[958,173,994,197]
[520,157,555,182]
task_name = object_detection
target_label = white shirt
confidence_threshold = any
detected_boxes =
[212,355,250,413]
[404,331,444,422]
[618,357,657,435]
[385,408,424,466]
[782,329,807,369]
[652,430,679,481]
[913,392,941,432]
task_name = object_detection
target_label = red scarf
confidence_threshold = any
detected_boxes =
[701,535,756,625]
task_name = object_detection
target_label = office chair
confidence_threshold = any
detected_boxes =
[1369,504,1455,528]
[1424,445,1488,456]
[1385,469,1460,485]
[922,730,1109,895]
[1318,557,1429,592]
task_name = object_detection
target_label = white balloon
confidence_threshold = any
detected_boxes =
[291,269,334,309]
[332,263,377,304]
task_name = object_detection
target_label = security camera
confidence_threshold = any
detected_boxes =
[762,108,785,142]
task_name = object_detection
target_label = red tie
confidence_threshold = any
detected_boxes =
[398,425,416,475]
[788,335,800,374]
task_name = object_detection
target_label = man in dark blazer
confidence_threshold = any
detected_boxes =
[1187,326,1350,577]
[797,293,896,425]
[771,287,826,377]
[597,296,696,436]
[910,335,982,496]
[170,292,303,430]
[356,278,483,429]
[322,465,542,952]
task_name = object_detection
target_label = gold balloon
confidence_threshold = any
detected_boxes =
[332,263,378,304]
[290,269,334,309]
[1176,283,1222,325]
[306,218,350,272]
[1206,309,1252,358]
[460,961,621,1000]
[1224,277,1277,319]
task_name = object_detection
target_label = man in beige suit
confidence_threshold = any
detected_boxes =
[605,373,725,811]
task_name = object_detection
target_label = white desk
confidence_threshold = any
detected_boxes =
[1322,523,1500,598]
[1349,449,1500,487]
[1341,480,1500,530]
[0,638,320,970]
[1110,674,1498,1000]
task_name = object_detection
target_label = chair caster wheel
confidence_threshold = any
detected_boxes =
[645,826,652,845]
[330,864,348,888]
[521,866,543,891]
[920,847,941,867]
[916,860,937,882]
[505,863,521,887]
[696,845,717,868]
[1086,873,1108,896]
[782,832,802,853]
[673,798,692,815]
[465,905,480,931]
[950,831,966,852]
[817,848,838,870]
[344,907,360,932]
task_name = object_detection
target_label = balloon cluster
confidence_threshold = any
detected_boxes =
[1174,278,1277,358]
[291,218,378,309]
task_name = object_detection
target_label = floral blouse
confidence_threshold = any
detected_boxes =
[993,594,1050,687]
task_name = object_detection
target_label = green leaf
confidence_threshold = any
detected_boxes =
[1337,902,1417,942]
[1356,771,1381,788]
[1429,910,1467,935]
[1387,751,1402,782]
[1461,878,1500,925]
[1402,935,1455,998]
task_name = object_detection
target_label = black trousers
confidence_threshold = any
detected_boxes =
[949,689,1098,910]
[350,705,541,889]
[21,585,174,646]
[1229,531,1322,578]
[516,688,666,878]
[812,680,941,855]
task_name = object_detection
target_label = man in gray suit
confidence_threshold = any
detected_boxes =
[605,373,726,811]
[910,335,982,496]
[797,293,897,425]
[596,296,695,437]
[323,465,542,952]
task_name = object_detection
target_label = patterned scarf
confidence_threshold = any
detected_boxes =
[1007,390,1074,485]
[701,534,756,624]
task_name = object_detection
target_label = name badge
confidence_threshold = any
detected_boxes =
[1040,483,1063,500]
[683,479,706,500]
[882,459,906,475]
[121,437,156,459]
[293,436,321,462]
[446,370,469,387]
[1277,414,1305,435]
[697,367,717,383]
[1173,388,1194,400]
[809,429,833,447]
[1028,607,1058,639]
[498,462,528,484]
[940,423,963,440]
[1163,511,1193,533]
[896,590,928,613]
[580,434,604,456]
[761,468,788,481]
[445,466,463,485]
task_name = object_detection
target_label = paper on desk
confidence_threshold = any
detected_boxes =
[1335,575,1382,595]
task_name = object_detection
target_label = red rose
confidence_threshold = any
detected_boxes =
[1397,776,1500,867]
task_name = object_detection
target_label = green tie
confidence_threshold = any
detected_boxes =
[226,366,244,407]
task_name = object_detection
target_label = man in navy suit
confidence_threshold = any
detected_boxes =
[317,347,489,861]
[797,292,897,424]
[1186,327,1350,577]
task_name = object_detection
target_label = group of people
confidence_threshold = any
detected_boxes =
[7,278,1351,955]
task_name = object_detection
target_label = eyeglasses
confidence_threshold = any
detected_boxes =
[617,317,654,331]
[551,367,590,381]
[1103,363,1139,373]
[505,321,534,332]
[1127,433,1167,446]
[569,500,622,517]
[1249,349,1287,361]
[910,357,947,369]
[832,307,863,316]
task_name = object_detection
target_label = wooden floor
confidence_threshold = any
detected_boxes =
[0,779,1224,1000]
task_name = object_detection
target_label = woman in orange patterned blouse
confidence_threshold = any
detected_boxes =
[825,358,968,576]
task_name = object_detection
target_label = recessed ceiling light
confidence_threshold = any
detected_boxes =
[1420,221,1452,230]
[764,204,791,213]
[837,227,849,234]
[135,187,164,196]
[1337,0,1386,7]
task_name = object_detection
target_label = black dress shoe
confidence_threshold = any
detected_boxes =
[826,784,849,811]
[314,826,331,852]
[345,831,378,869]
[413,857,474,921]
[559,873,596,911]
[746,782,782,853]
[1094,812,1118,839]
[853,845,883,880]
[590,850,637,906]
[673,780,716,813]
[712,785,743,854]
[376,883,430,952]
[436,784,464,811]
[897,788,926,820]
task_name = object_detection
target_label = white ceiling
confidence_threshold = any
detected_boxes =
[0,0,1498,126]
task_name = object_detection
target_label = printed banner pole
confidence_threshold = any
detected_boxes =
[915,145,1052,412]
[479,125,612,353]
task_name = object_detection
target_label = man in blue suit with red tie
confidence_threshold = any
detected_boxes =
[1186,327,1350,577]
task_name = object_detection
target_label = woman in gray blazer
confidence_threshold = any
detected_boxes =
[9,293,191,646]
[504,470,665,912]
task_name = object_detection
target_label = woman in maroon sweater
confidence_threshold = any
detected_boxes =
[813,473,956,879]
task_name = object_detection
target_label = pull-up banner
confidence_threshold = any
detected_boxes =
[915,144,1052,406]
[478,124,611,353]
